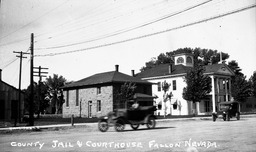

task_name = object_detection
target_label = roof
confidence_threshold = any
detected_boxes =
[133,93,155,99]
[204,64,235,76]
[136,64,192,79]
[219,101,239,105]
[0,80,25,94]
[136,63,234,79]
[63,71,152,89]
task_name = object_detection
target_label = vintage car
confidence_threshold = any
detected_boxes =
[212,101,240,122]
[98,100,157,132]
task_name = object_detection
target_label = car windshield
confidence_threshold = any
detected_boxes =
[220,104,230,110]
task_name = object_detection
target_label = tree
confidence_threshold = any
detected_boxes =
[249,71,256,97]
[114,82,137,109]
[23,82,37,115]
[228,60,243,76]
[45,74,67,114]
[23,81,49,116]
[162,80,172,117]
[231,75,251,103]
[35,81,49,117]
[140,47,229,71]
[183,64,212,115]
[228,60,251,103]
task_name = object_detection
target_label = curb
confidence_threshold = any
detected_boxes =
[0,114,254,132]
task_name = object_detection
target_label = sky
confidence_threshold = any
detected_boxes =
[0,0,255,89]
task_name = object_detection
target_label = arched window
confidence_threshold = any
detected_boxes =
[177,57,184,64]
[186,56,192,64]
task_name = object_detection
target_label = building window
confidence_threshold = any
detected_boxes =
[66,91,69,107]
[173,80,176,90]
[76,89,79,106]
[97,87,101,94]
[177,57,184,64]
[205,100,210,112]
[186,56,192,63]
[97,100,101,112]
[173,100,177,110]
[223,95,226,102]
[157,82,161,91]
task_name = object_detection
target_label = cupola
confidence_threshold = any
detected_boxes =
[173,51,194,67]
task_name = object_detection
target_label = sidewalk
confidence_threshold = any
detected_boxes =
[0,114,254,132]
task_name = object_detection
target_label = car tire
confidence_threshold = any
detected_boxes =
[115,119,125,132]
[236,113,240,120]
[131,124,140,130]
[226,113,230,121]
[223,114,226,121]
[212,115,216,122]
[146,116,156,129]
[98,120,109,132]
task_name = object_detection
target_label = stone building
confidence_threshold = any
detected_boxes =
[62,65,153,118]
[136,51,235,116]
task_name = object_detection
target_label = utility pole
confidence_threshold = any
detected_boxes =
[29,33,34,126]
[13,51,29,126]
[34,66,48,118]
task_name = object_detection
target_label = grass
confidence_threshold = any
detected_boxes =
[0,114,99,128]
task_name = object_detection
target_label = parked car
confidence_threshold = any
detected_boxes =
[98,100,157,132]
[212,101,240,121]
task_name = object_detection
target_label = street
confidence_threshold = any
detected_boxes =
[0,116,256,152]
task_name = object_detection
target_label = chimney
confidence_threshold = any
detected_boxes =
[219,51,223,64]
[115,65,119,72]
[131,70,135,77]
[0,69,2,80]
[169,64,173,74]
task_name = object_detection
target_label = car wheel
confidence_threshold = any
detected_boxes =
[236,113,240,120]
[146,116,156,129]
[212,115,216,122]
[98,120,109,132]
[226,113,230,121]
[223,114,226,121]
[115,119,125,132]
[131,124,140,130]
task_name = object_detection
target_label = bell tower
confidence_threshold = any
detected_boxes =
[174,52,194,67]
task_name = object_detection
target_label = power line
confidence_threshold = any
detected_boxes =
[34,1,110,39]
[1,58,18,69]
[34,3,256,57]
[34,0,177,43]
[1,47,30,69]
[0,0,161,47]
[35,0,213,50]
[0,0,70,41]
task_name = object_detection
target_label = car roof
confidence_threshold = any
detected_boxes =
[219,101,239,105]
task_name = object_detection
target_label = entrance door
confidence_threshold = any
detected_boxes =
[0,100,5,119]
[88,101,92,118]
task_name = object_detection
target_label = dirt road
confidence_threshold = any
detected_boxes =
[1,117,255,152]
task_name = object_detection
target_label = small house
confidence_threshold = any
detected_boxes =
[0,69,25,122]
[62,65,154,118]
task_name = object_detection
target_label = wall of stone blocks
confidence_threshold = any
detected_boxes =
[63,86,113,118]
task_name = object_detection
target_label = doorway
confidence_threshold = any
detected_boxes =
[88,101,92,118]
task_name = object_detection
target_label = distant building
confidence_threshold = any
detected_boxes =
[0,69,25,122]
[136,51,235,116]
[62,65,153,118]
